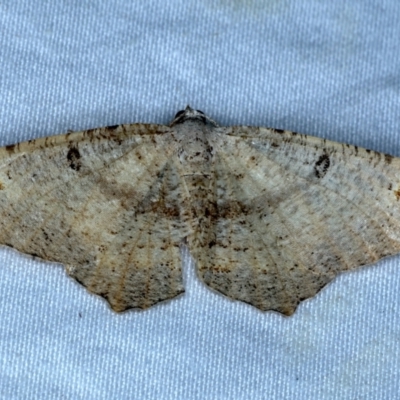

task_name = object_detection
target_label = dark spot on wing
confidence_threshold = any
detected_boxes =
[384,153,393,164]
[106,125,119,130]
[314,154,330,179]
[67,147,82,171]
[5,144,16,154]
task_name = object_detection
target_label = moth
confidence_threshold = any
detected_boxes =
[0,106,399,315]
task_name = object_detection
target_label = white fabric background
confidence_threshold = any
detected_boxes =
[0,1,399,399]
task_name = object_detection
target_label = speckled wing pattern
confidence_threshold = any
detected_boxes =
[192,125,400,315]
[0,124,189,312]
[0,106,400,315]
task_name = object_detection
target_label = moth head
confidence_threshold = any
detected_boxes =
[170,106,218,127]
